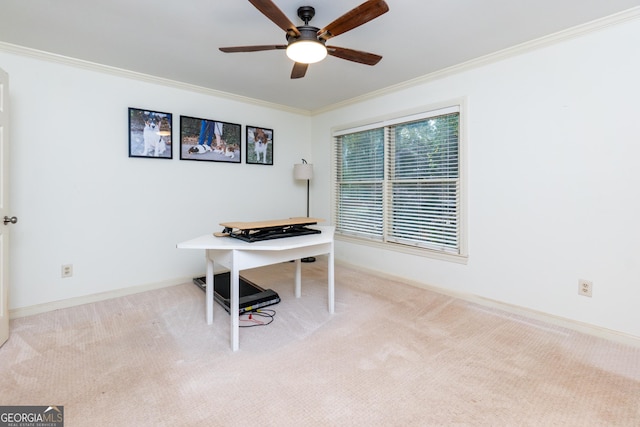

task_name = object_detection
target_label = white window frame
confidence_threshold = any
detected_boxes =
[331,99,468,263]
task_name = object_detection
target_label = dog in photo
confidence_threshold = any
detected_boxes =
[252,128,271,164]
[188,144,212,154]
[142,117,166,157]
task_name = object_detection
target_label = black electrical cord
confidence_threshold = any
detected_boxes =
[239,309,276,327]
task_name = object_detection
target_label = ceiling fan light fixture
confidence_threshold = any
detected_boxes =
[219,1,389,78]
[286,39,327,64]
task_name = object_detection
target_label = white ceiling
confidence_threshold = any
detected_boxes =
[1,0,640,112]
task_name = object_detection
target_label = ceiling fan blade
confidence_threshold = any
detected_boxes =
[219,45,286,53]
[291,62,308,79]
[318,0,389,41]
[327,46,382,66]
[248,0,300,37]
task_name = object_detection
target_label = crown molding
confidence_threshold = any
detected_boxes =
[311,6,640,115]
[0,41,311,116]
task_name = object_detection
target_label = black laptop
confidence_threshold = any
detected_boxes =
[193,272,280,314]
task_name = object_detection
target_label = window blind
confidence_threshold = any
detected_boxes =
[387,113,460,252]
[334,128,384,240]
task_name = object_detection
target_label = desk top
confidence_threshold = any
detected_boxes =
[177,225,335,251]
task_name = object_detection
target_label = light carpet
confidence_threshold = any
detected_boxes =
[1,260,639,426]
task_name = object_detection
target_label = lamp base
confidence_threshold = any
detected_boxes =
[301,256,316,263]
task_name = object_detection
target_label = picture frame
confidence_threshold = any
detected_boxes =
[180,116,242,163]
[246,126,273,165]
[128,107,173,159]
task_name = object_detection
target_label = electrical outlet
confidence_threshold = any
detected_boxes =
[578,279,592,297]
[61,264,73,278]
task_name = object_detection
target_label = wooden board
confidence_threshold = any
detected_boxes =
[219,217,323,231]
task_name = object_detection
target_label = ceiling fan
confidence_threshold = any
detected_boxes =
[219,0,389,79]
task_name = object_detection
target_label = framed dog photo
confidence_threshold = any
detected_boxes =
[246,126,273,165]
[128,107,173,159]
[180,116,242,163]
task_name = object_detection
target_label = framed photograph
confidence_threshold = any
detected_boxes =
[128,108,172,159]
[180,116,242,163]
[246,126,273,165]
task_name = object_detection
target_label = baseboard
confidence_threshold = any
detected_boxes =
[336,260,640,348]
[9,276,193,319]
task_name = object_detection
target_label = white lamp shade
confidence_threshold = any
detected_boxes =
[294,163,314,180]
[286,41,327,64]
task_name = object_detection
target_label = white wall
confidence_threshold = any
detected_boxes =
[311,18,640,338]
[0,51,311,310]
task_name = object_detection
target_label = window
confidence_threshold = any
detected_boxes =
[332,103,466,260]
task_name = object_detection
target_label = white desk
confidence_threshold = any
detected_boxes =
[177,225,335,351]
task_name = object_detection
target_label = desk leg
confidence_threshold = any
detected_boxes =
[328,241,335,314]
[230,262,240,352]
[206,253,214,325]
[295,258,302,298]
